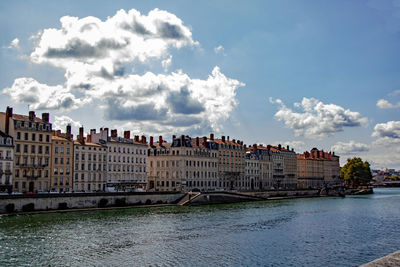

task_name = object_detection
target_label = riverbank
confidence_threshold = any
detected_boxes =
[0,189,336,215]
[361,250,400,266]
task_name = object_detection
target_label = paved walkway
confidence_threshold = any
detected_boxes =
[361,250,400,266]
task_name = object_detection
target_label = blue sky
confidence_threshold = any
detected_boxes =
[1,0,400,169]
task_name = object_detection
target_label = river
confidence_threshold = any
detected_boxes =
[1,188,400,266]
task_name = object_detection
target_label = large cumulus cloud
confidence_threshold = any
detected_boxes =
[3,8,244,135]
[270,97,368,138]
[372,121,400,143]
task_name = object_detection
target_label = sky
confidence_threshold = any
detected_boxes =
[1,0,400,169]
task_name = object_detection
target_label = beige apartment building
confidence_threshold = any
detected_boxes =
[214,135,245,190]
[297,148,340,189]
[50,126,74,192]
[0,108,52,192]
[148,134,218,192]
[73,127,107,191]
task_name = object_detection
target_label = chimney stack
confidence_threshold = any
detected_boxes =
[134,135,139,142]
[253,144,257,154]
[267,145,271,150]
[196,137,200,147]
[210,133,214,140]
[111,129,117,138]
[172,135,176,140]
[104,128,109,137]
[66,124,72,140]
[87,134,92,143]
[278,144,282,150]
[5,107,12,135]
[159,136,163,146]
[203,136,207,147]
[181,135,185,147]
[29,111,35,121]
[150,136,154,146]
[41,113,49,123]
[90,129,96,136]
[287,145,289,150]
[78,127,84,144]
[222,136,226,143]
[233,139,236,143]
[141,135,146,144]
[124,130,130,139]
[227,136,230,142]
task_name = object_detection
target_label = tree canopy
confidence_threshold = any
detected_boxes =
[340,157,372,185]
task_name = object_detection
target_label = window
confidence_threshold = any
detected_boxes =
[24,145,28,153]
[46,135,50,142]
[38,145,43,154]
[32,133,36,141]
[60,147,64,154]
[55,147,58,154]
[66,147,70,154]
[17,132,21,140]
[39,134,43,142]
[24,133,28,140]
[16,144,20,153]
[31,145,35,154]
[45,146,50,154]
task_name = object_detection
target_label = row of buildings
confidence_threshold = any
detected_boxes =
[0,107,340,193]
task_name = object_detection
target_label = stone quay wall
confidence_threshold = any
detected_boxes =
[0,192,185,214]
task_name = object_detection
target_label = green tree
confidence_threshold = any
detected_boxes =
[340,157,372,185]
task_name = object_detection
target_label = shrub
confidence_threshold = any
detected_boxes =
[156,200,163,204]
[99,198,108,208]
[5,203,15,213]
[58,202,68,210]
[22,203,35,212]
[145,199,152,205]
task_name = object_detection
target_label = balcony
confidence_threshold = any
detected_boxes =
[23,174,40,179]
[19,163,48,168]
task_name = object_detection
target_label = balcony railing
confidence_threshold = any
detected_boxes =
[19,164,48,168]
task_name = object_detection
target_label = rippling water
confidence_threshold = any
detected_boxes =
[1,188,400,266]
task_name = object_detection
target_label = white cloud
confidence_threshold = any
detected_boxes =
[331,140,369,154]
[389,89,400,96]
[214,45,225,55]
[376,99,400,109]
[372,121,400,144]
[270,97,368,138]
[3,8,244,136]
[161,55,172,72]
[269,140,306,152]
[3,77,88,110]
[8,38,20,49]
[53,115,82,135]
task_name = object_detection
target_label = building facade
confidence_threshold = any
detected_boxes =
[73,127,107,191]
[50,126,74,192]
[0,131,13,192]
[148,135,218,192]
[0,108,52,192]
[214,135,245,190]
[90,128,148,191]
[297,148,340,189]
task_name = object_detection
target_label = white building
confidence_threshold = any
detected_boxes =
[91,128,148,191]
[73,127,107,192]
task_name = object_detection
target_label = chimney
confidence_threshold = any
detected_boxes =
[210,133,214,140]
[87,134,92,143]
[141,135,146,144]
[111,129,117,138]
[124,130,130,139]
[159,136,163,146]
[66,124,72,140]
[42,113,49,123]
[181,135,185,147]
[104,128,109,137]
[90,129,96,136]
[291,148,294,152]
[267,145,271,150]
[222,136,226,143]
[233,139,236,143]
[253,144,257,154]
[29,111,35,121]
[78,127,84,144]
[203,136,207,147]
[278,144,282,150]
[227,136,230,142]
[172,135,176,140]
[196,137,200,147]
[5,107,12,135]
[134,135,139,142]
[240,141,243,145]
[287,145,289,150]
[150,136,154,146]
